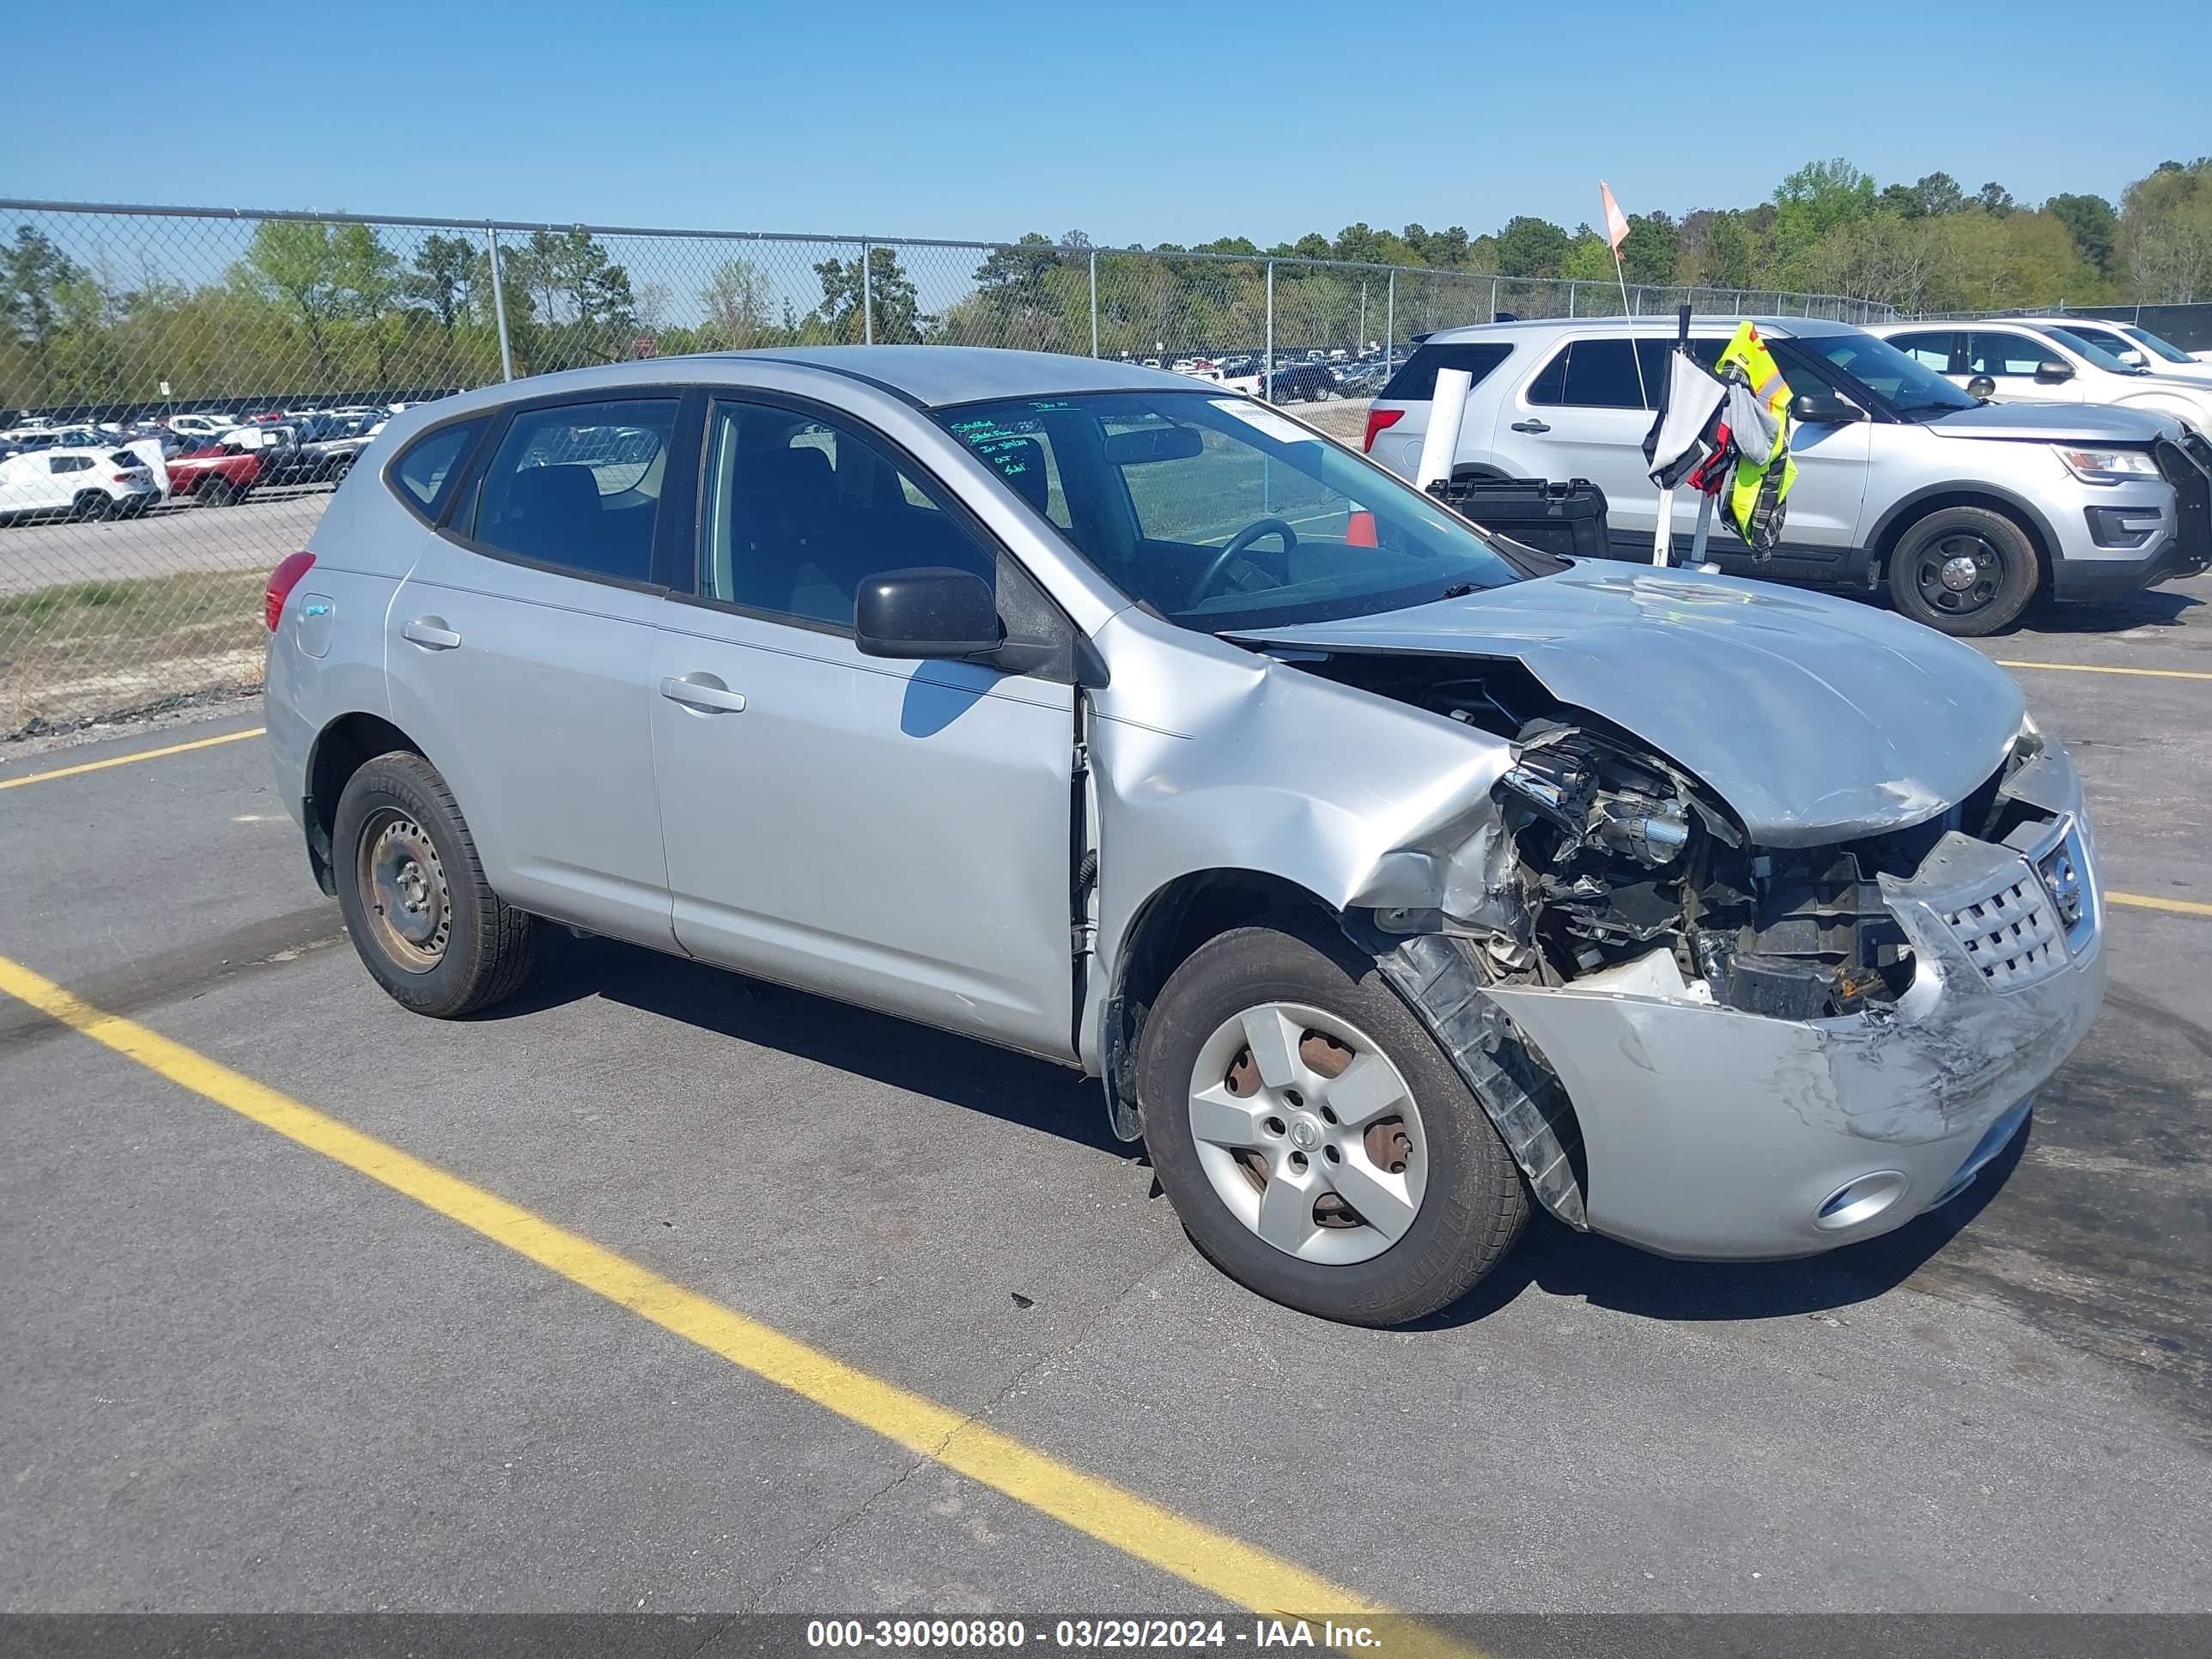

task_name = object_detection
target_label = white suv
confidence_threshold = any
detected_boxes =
[0,444,160,522]
[1999,316,2212,386]
[1363,316,2211,635]
[1870,319,2212,435]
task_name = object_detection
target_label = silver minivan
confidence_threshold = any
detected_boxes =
[1364,317,2211,635]
[266,347,2105,1324]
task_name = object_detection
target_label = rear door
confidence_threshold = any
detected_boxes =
[648,395,1077,1059]
[1966,330,2086,405]
[1496,333,1679,552]
[384,392,688,950]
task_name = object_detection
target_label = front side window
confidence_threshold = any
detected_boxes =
[938,391,1525,631]
[2123,325,2197,365]
[49,455,92,474]
[471,398,677,584]
[2044,327,2147,374]
[1789,331,1976,420]
[1966,331,2059,377]
[702,400,998,629]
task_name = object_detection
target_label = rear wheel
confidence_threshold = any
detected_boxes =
[1139,913,1528,1325]
[332,750,539,1018]
[1887,506,2039,636]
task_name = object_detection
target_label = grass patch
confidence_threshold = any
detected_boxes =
[2,568,270,728]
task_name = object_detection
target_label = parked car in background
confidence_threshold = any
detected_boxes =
[166,443,262,506]
[253,414,379,487]
[1267,362,1344,402]
[1869,319,2212,437]
[267,345,2105,1325]
[0,445,159,522]
[1364,317,2211,635]
[167,412,240,440]
[2005,316,2212,385]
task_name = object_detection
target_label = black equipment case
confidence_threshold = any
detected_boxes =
[1425,476,1611,560]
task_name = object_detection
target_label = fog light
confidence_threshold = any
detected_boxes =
[1814,1171,1908,1231]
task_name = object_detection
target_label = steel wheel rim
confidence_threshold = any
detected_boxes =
[1914,532,2003,615]
[356,807,451,973]
[1186,1001,1427,1266]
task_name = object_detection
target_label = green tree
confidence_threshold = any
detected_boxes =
[2045,192,2118,274]
[1620,212,1680,285]
[2118,159,2212,301]
[700,256,775,348]
[813,246,923,343]
[234,220,357,374]
[1975,182,2016,216]
[407,234,478,332]
[1493,215,1571,277]
[2,226,83,350]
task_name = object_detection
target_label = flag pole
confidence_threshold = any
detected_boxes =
[1614,246,1649,410]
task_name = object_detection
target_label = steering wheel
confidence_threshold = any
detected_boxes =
[1189,517,1298,604]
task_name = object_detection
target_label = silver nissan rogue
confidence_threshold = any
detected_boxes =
[264,346,2106,1325]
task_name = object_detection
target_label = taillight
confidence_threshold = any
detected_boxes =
[265,550,316,631]
[1364,407,1405,453]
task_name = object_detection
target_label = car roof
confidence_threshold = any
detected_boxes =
[698,345,1204,407]
[1414,314,1864,343]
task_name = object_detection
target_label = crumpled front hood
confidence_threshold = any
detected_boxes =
[1923,400,2180,443]
[1228,565,2026,846]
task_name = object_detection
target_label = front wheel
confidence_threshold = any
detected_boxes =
[1887,506,2039,636]
[198,477,234,507]
[71,491,113,521]
[1139,914,1528,1325]
[331,750,539,1018]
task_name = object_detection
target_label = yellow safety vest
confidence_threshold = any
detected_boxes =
[1714,322,1796,556]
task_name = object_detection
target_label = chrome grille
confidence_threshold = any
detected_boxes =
[1939,875,2066,990]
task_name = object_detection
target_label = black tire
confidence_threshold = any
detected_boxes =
[1887,506,2039,636]
[331,750,538,1018]
[1139,912,1528,1325]
[71,490,113,521]
[326,455,354,483]
[198,477,234,507]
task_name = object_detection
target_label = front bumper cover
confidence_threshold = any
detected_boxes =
[1416,744,2105,1260]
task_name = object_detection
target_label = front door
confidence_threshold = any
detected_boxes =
[650,397,1076,1059]
[1965,330,2087,405]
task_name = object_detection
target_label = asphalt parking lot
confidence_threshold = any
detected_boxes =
[2,571,2209,1626]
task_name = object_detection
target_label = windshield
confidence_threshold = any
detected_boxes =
[1801,331,1978,418]
[2123,325,2197,365]
[2045,327,2148,374]
[937,391,1527,630]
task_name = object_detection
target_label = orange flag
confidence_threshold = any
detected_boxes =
[1600,181,1632,252]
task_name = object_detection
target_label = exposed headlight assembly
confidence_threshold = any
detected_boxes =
[2053,445,2161,485]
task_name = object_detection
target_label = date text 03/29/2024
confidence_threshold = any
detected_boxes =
[804,1619,1385,1650]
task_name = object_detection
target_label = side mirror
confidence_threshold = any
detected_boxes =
[854,567,1003,662]
[1966,375,1996,399]
[2117,349,2147,368]
[2034,359,2075,385]
[1790,391,1865,424]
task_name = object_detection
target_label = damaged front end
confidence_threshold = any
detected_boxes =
[1303,653,2106,1260]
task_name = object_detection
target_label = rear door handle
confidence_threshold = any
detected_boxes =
[1510,419,1551,434]
[660,674,747,714]
[401,617,462,650]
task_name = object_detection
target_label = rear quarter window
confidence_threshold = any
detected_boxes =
[386,417,487,524]
[1377,343,1514,403]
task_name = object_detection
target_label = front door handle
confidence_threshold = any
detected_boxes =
[1510,419,1552,434]
[401,617,462,650]
[660,674,748,714]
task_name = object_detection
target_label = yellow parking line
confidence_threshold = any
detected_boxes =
[0,726,264,792]
[2106,890,2212,919]
[1995,659,2212,683]
[0,952,1476,1648]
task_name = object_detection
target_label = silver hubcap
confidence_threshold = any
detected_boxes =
[1186,1002,1426,1266]
[1939,553,1979,592]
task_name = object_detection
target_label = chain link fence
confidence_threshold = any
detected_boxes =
[0,199,1893,735]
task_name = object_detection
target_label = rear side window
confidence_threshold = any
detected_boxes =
[471,398,679,586]
[1377,343,1513,402]
[1525,338,1711,409]
[388,417,485,521]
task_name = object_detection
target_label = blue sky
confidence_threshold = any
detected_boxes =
[9,0,2208,244]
